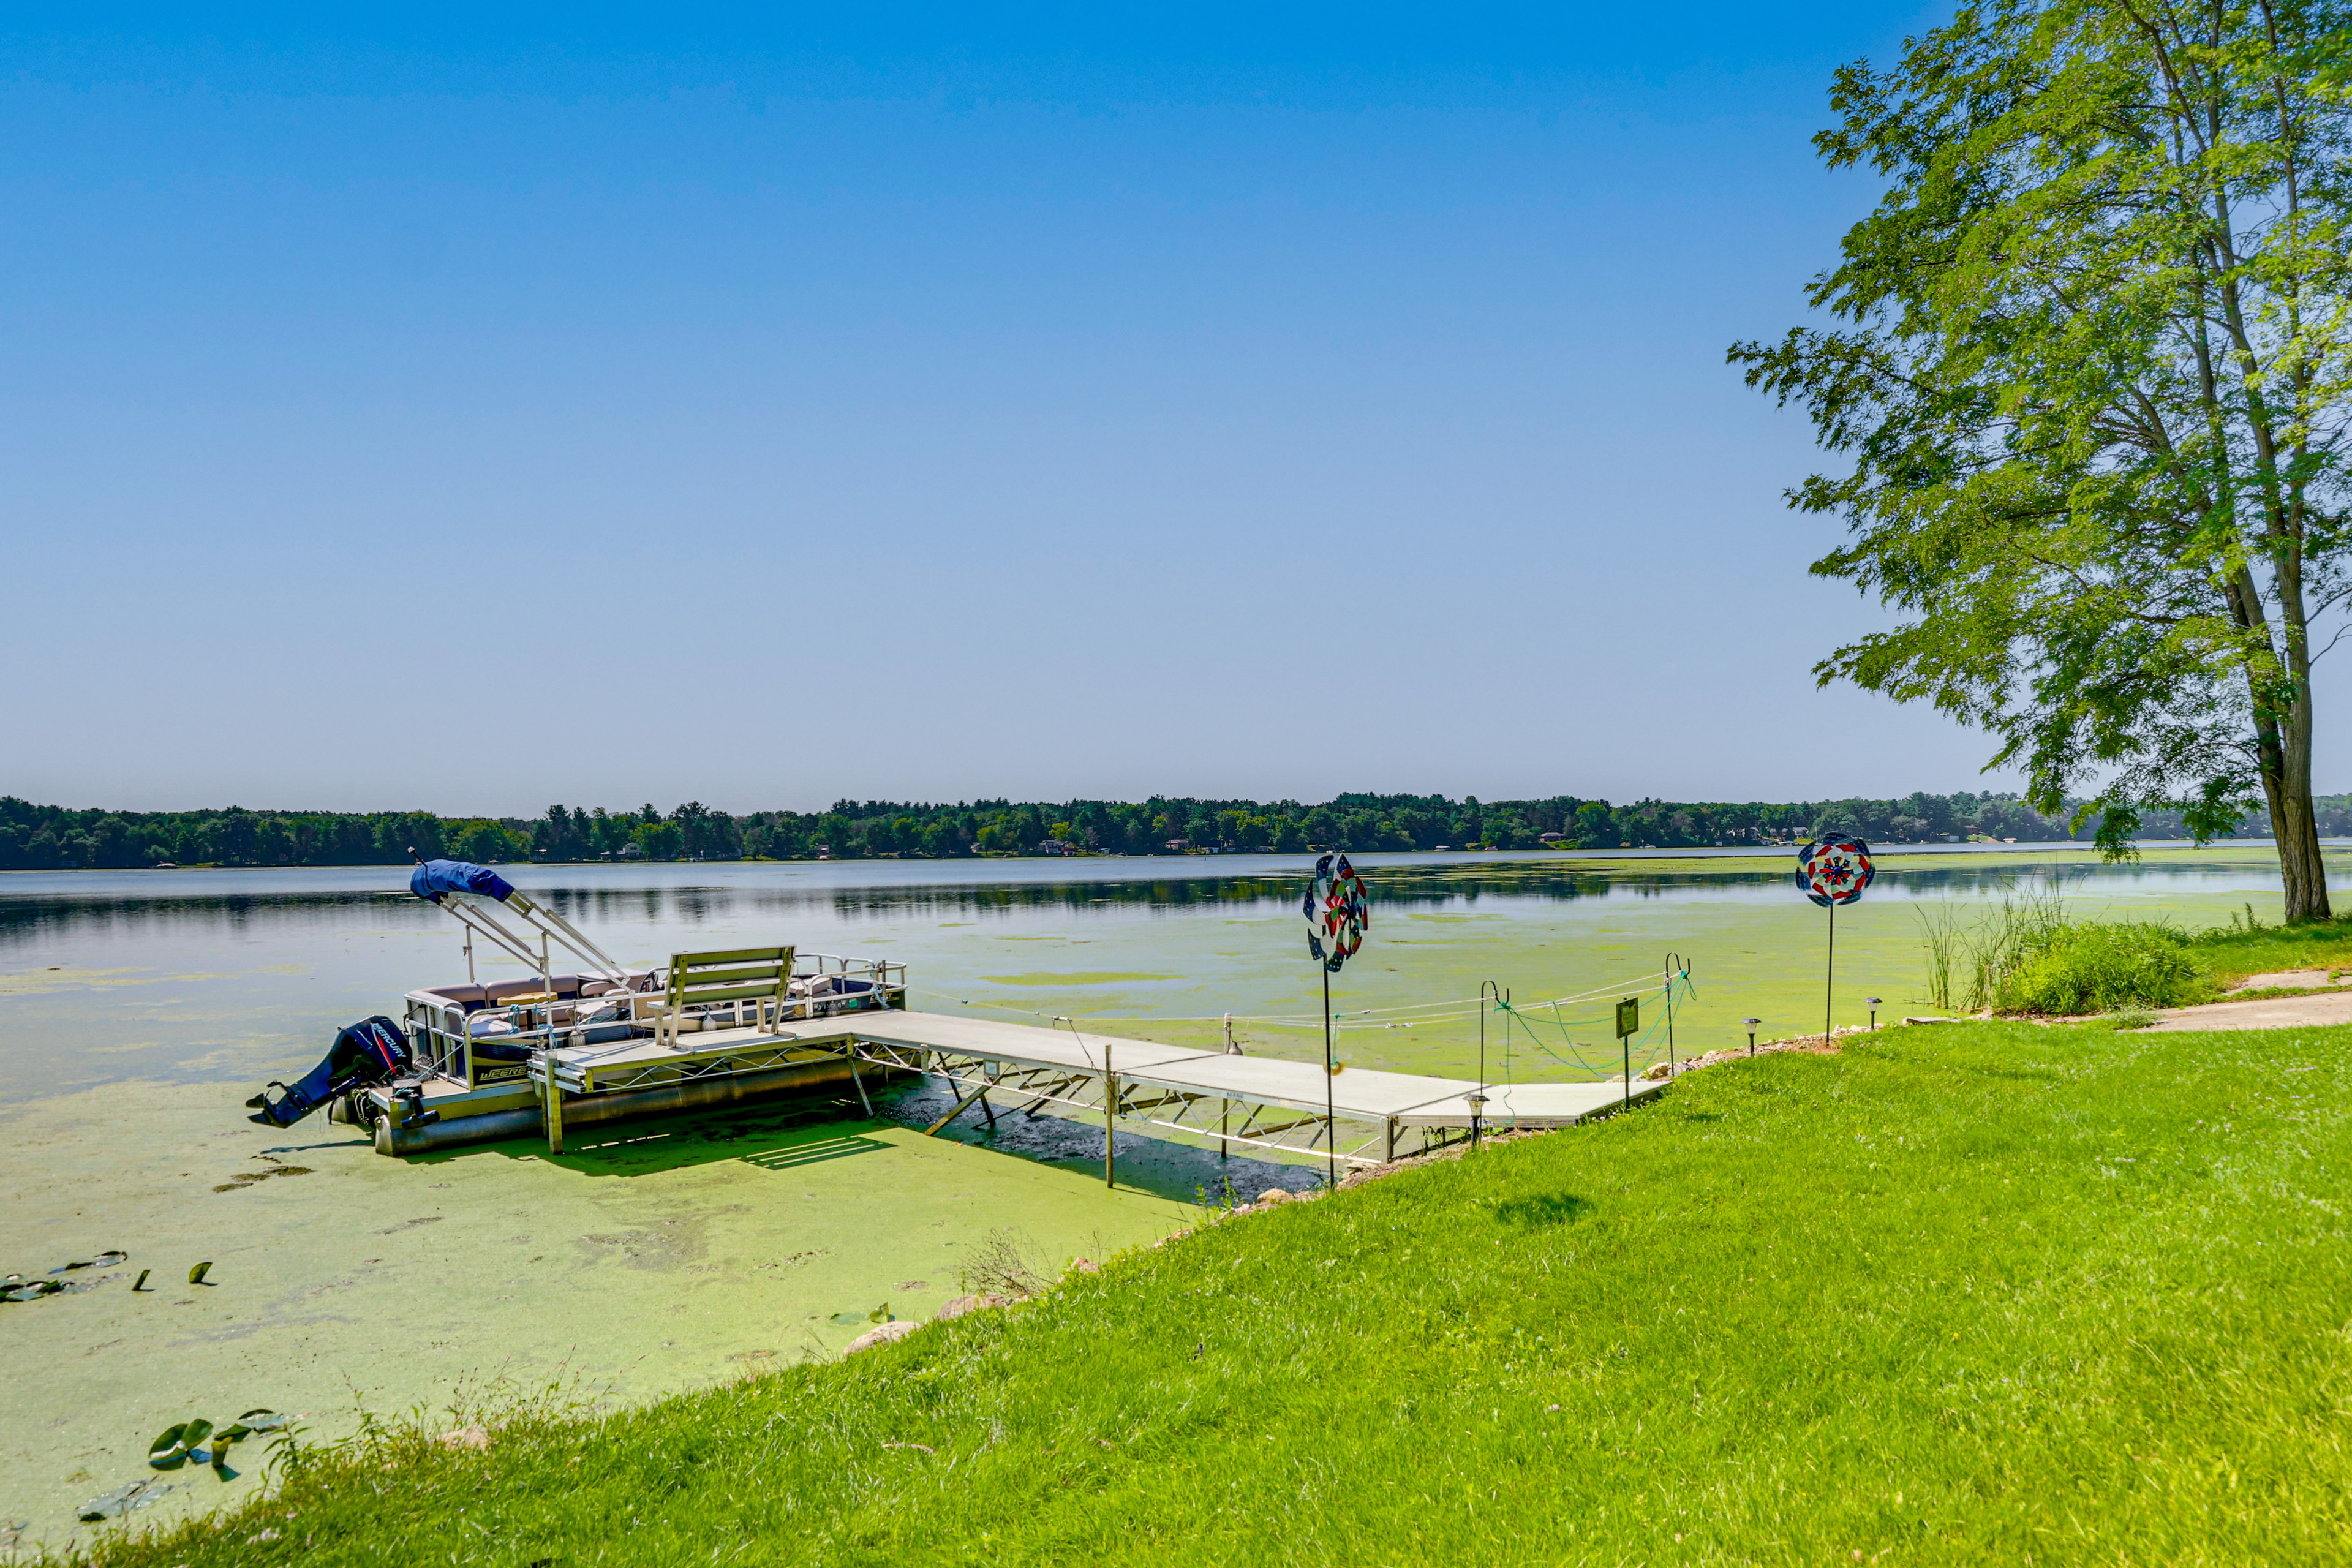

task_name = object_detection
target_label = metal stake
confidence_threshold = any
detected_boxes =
[1322,963,1336,1191]
[1825,897,1837,1044]
[1663,952,1684,1071]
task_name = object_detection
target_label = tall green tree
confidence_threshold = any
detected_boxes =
[1734,0,2352,921]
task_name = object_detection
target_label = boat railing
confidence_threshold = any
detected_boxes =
[400,952,908,1088]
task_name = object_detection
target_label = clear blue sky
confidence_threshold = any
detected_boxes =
[18,4,2290,816]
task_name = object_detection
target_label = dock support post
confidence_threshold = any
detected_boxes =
[1384,1116,1396,1163]
[542,1059,565,1156]
[1104,1039,1116,1188]
[848,1056,873,1118]
[1219,1097,1228,1162]
[924,1080,995,1136]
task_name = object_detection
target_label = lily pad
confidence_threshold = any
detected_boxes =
[148,1423,193,1469]
[2,1280,64,1303]
[77,1479,172,1522]
[53,1251,129,1272]
[214,1409,285,1450]
[188,1261,213,1285]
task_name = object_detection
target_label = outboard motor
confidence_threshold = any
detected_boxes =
[247,1016,418,1129]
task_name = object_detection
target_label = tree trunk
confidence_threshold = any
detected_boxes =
[2269,693,2333,925]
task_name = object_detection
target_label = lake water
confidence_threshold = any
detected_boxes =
[0,842,2328,1104]
[0,841,2332,1544]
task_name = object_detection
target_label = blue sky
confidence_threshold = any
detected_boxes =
[10,4,2244,816]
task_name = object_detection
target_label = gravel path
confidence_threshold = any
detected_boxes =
[2137,989,2352,1032]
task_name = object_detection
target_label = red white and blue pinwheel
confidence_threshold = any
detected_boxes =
[1795,837,1875,908]
[1304,853,1370,973]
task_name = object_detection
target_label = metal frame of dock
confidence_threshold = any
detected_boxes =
[524,1008,1664,1166]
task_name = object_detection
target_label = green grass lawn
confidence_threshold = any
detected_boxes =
[77,1019,2352,1566]
[2192,916,2352,987]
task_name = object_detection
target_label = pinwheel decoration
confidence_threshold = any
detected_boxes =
[1304,853,1370,973]
[1796,834,1875,1042]
[1795,836,1875,908]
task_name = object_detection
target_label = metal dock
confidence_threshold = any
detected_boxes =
[373,1005,1665,1167]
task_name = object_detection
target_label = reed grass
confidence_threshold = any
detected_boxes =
[1911,902,1964,1010]
[68,1017,2352,1566]
[1901,894,2352,1016]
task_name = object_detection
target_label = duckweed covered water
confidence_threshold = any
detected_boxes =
[1,843,2333,1545]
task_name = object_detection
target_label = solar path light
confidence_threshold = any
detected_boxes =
[1476,981,1507,1152]
[1743,1017,1760,1057]
[1866,997,1882,1031]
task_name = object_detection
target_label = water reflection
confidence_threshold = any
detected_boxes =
[0,850,2317,950]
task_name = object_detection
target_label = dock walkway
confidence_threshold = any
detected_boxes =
[535,1008,1664,1166]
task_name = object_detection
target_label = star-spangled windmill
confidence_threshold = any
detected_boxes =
[1795,835,1875,1042]
[1303,853,1369,1188]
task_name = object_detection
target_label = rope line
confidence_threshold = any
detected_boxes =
[948,970,1683,1032]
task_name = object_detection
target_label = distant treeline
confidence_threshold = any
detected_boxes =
[1,789,2335,870]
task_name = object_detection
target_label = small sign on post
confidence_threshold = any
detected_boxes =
[1615,997,1639,1108]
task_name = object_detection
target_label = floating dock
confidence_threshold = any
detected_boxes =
[369,1006,1665,1167]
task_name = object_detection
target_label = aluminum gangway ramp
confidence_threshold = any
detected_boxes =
[534,1007,1664,1165]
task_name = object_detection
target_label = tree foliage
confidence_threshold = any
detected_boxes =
[1733,0,2352,919]
[6,788,2331,869]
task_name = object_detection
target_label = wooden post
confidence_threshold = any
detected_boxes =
[1104,1038,1116,1188]
[1219,1096,1229,1161]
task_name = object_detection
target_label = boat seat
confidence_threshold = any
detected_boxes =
[653,945,796,1050]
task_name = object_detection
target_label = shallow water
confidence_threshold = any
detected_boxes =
[0,843,2333,1546]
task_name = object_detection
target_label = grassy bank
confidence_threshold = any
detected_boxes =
[75,1018,2352,1565]
[1916,902,2352,1016]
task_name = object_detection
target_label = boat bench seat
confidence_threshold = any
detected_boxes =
[428,974,637,1012]
[654,946,796,1050]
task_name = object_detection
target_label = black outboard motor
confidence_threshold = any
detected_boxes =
[247,1016,417,1129]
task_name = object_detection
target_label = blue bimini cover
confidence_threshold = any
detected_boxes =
[410,859,517,903]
